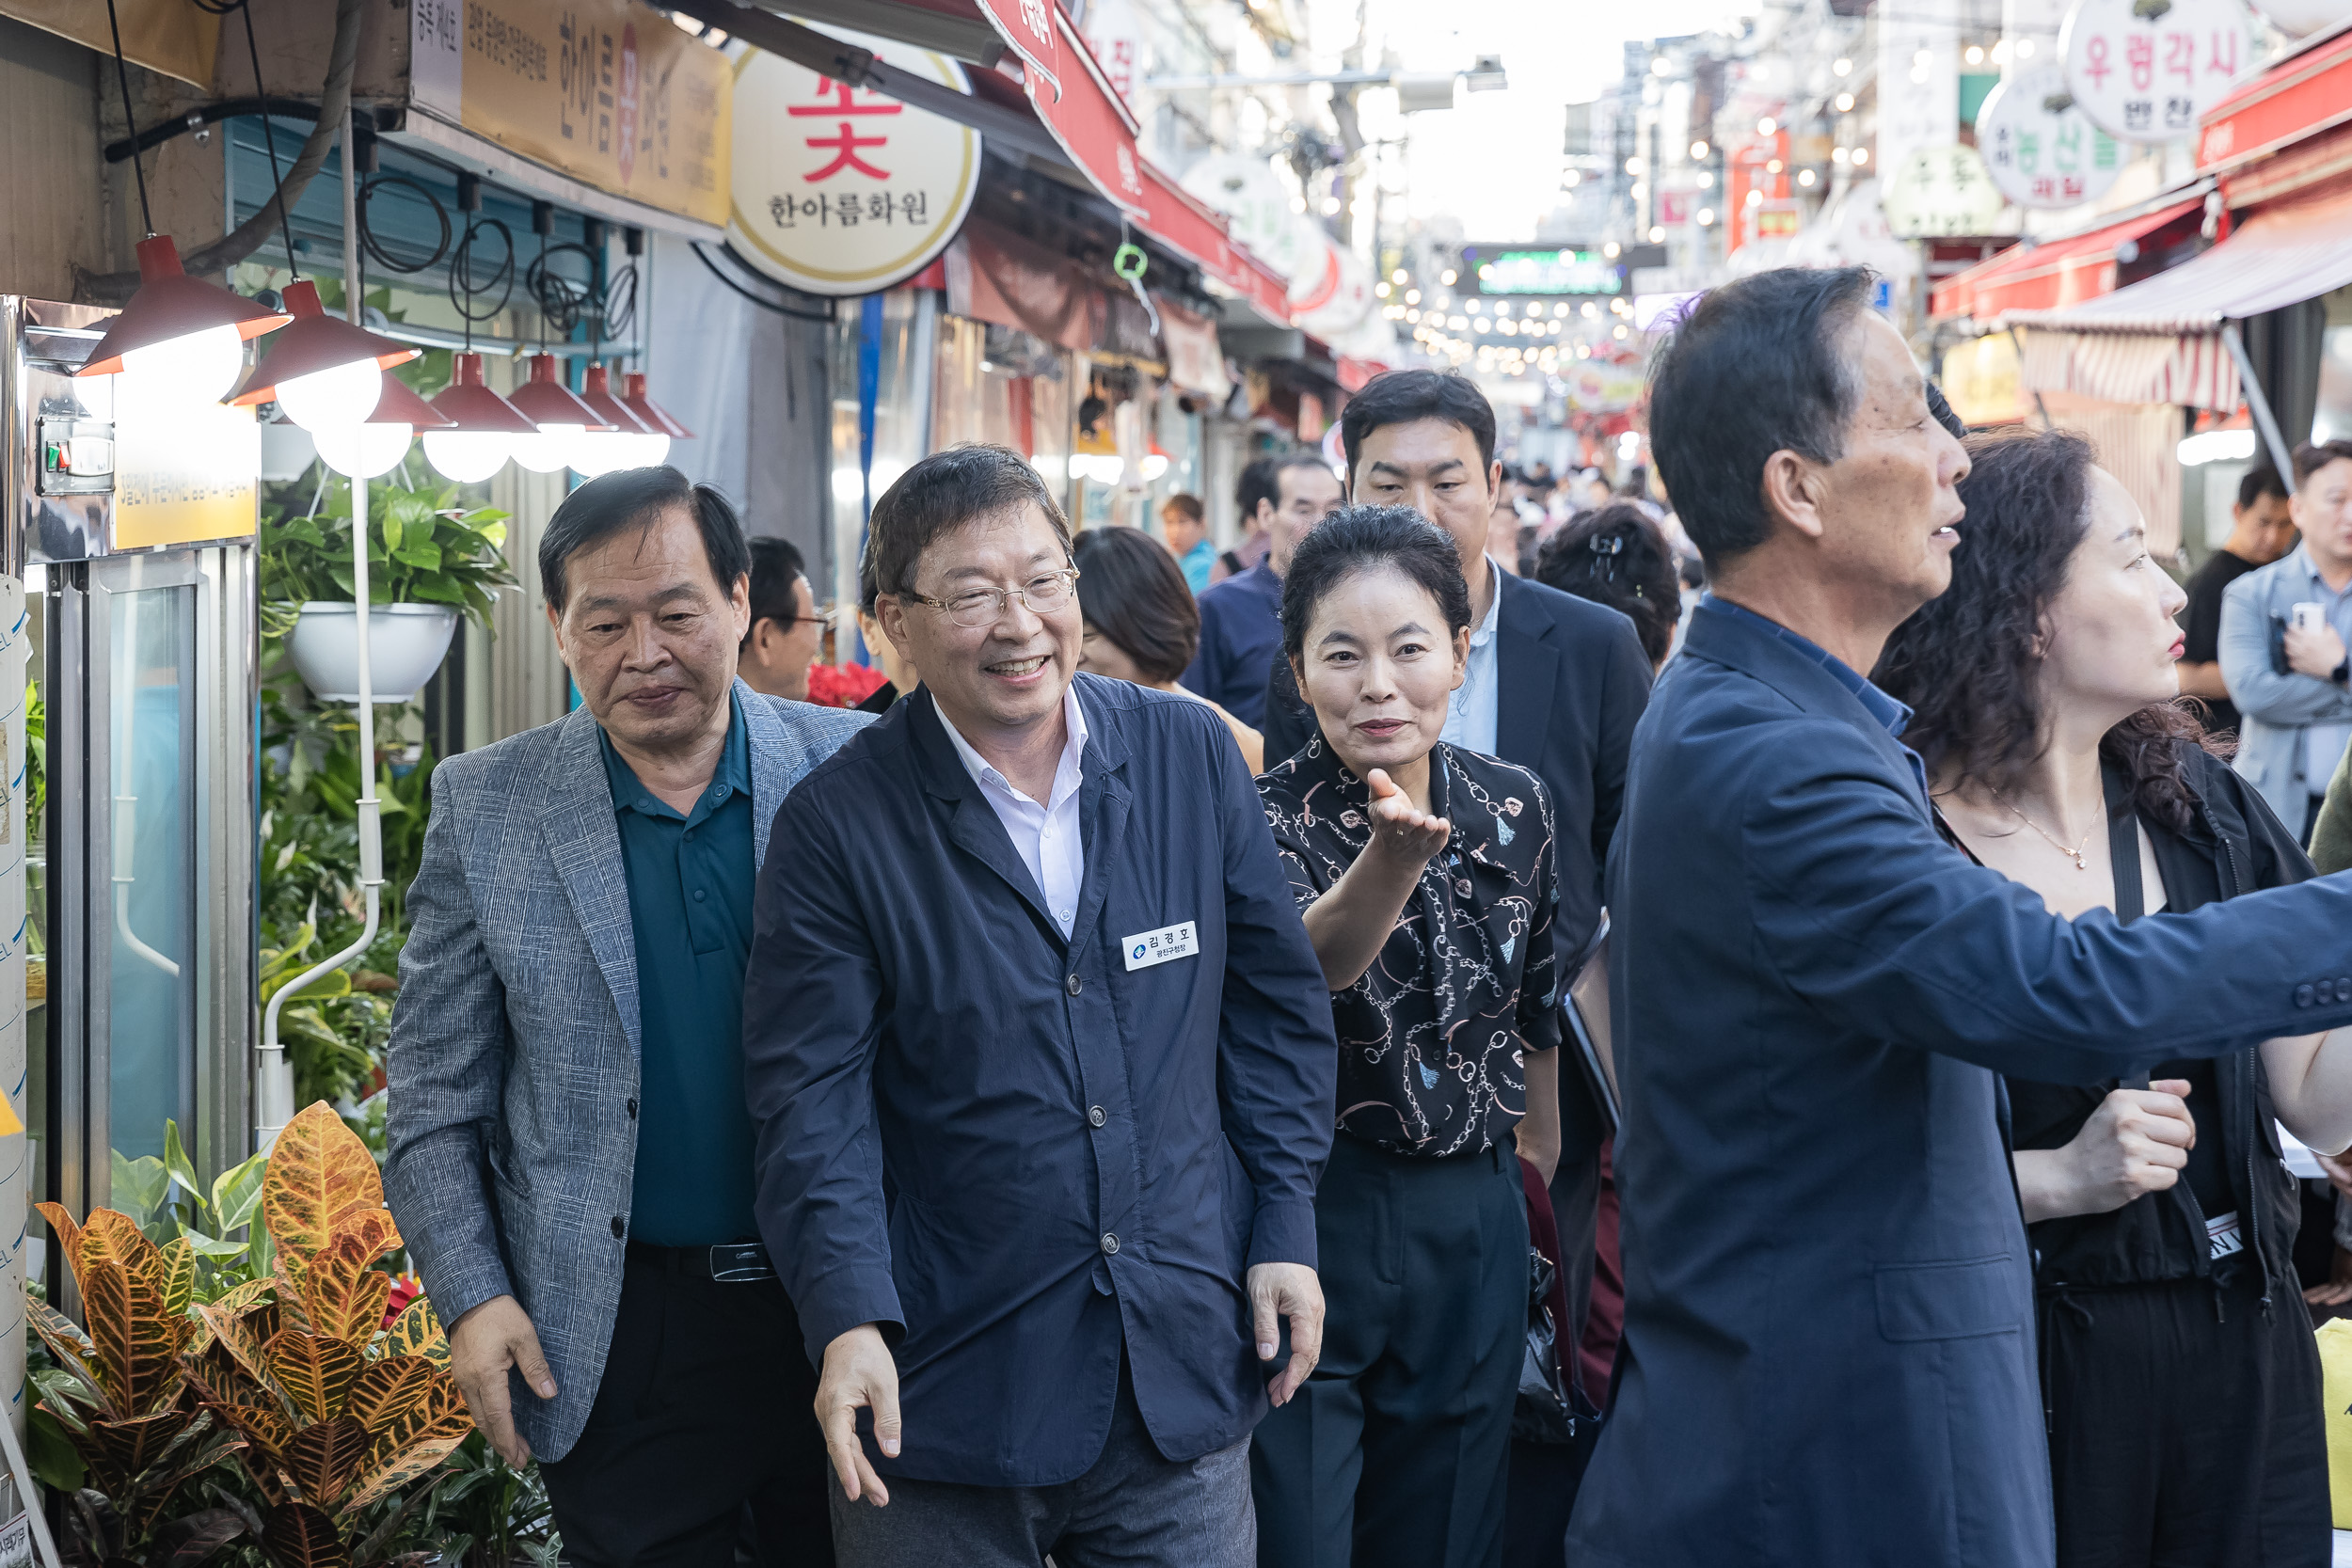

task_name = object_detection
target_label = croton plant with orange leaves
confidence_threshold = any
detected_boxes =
[32,1103,476,1568]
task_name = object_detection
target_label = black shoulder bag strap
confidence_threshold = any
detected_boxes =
[2106,764,2149,1089]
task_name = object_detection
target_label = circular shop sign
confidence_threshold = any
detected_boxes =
[1976,64,2124,210]
[730,28,980,295]
[2059,0,2252,146]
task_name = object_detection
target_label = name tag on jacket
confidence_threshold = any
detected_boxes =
[1122,921,1199,972]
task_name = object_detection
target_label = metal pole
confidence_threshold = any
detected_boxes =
[255,114,382,1148]
[2221,321,2298,495]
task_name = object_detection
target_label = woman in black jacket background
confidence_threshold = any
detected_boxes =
[1877,426,2352,1568]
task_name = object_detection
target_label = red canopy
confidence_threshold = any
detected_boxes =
[1928,198,2203,322]
[966,0,1292,317]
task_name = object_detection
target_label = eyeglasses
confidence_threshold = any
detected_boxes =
[901,566,1081,629]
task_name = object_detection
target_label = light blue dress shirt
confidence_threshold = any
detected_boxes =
[1441,556,1506,755]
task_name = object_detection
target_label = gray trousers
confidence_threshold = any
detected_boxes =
[829,1361,1254,1568]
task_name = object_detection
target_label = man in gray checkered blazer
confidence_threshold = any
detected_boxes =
[385,467,868,1565]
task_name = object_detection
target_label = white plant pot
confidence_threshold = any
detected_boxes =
[287,602,460,704]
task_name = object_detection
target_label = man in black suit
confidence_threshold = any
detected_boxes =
[1259,372,1651,1555]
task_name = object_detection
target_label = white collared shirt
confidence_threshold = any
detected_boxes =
[1441,556,1505,756]
[939,684,1089,938]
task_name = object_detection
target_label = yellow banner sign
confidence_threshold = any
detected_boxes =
[113,387,258,550]
[0,0,215,87]
[410,0,731,228]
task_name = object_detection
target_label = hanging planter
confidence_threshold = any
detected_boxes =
[260,474,516,699]
[286,601,460,702]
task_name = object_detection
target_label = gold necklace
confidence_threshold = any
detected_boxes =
[1996,792,2101,872]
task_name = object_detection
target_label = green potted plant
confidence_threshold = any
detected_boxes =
[266,473,514,703]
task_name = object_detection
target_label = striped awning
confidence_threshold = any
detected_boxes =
[2018,328,2239,412]
[2003,185,2352,335]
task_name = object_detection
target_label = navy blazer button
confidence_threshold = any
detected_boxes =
[1067,974,1083,996]
[692,888,707,903]
[627,1097,638,1119]
[2297,984,2316,1008]
[2340,977,2352,999]
[2322,979,2340,1004]
[1101,1233,1120,1255]
[1089,1105,1107,1127]
[611,1216,626,1239]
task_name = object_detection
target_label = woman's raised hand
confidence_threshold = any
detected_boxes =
[1364,768,1452,866]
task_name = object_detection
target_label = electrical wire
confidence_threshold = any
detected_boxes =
[103,0,153,235]
[601,261,638,345]
[448,216,516,353]
[527,241,600,338]
[188,0,301,277]
[357,174,453,275]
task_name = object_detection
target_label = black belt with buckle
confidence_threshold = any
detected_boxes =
[627,1239,778,1283]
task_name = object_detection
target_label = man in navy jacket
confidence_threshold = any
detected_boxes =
[745,445,1336,1566]
[1566,266,2352,1568]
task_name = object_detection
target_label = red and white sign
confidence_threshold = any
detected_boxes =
[971,0,1061,98]
[727,25,980,295]
[2061,0,2251,145]
[1082,0,1146,107]
[1659,190,1693,226]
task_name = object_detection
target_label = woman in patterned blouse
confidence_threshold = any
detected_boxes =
[1248,505,1564,1568]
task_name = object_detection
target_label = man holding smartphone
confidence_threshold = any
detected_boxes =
[2219,438,2352,842]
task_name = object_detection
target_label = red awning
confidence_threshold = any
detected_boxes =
[967,0,1292,317]
[2197,22,2352,181]
[1928,198,2204,322]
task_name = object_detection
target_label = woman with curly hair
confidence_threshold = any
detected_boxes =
[1875,426,2352,1568]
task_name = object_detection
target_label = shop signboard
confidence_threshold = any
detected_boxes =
[0,0,214,87]
[1081,0,1146,108]
[1753,201,1804,242]
[112,387,258,550]
[728,25,980,296]
[408,0,732,227]
[2059,0,2249,144]
[1565,361,1646,414]
[1463,247,1624,295]
[1977,63,2124,209]
[1883,144,2010,237]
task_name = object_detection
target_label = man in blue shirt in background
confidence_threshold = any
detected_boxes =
[1181,451,1342,728]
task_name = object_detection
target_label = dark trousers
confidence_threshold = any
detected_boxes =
[2043,1275,2329,1568]
[1251,1137,1528,1568]
[828,1353,1252,1567]
[538,1246,834,1568]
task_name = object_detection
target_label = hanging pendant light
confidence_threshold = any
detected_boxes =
[421,351,538,483]
[311,371,453,481]
[231,279,420,433]
[77,235,291,403]
[507,353,612,475]
[622,371,694,447]
[568,364,660,477]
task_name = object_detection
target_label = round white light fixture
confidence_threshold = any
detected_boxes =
[275,356,386,435]
[311,420,414,479]
[511,424,585,474]
[119,324,246,404]
[422,431,514,484]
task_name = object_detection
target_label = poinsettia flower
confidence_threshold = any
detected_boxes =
[383,1274,422,1330]
[803,662,888,708]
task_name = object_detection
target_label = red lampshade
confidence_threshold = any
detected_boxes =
[579,364,653,434]
[76,235,290,377]
[229,279,420,406]
[368,371,454,427]
[623,371,695,440]
[425,352,538,434]
[507,354,613,431]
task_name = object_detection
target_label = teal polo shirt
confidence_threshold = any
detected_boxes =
[598,695,760,1246]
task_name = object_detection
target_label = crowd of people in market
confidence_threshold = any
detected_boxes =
[381,262,2352,1568]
